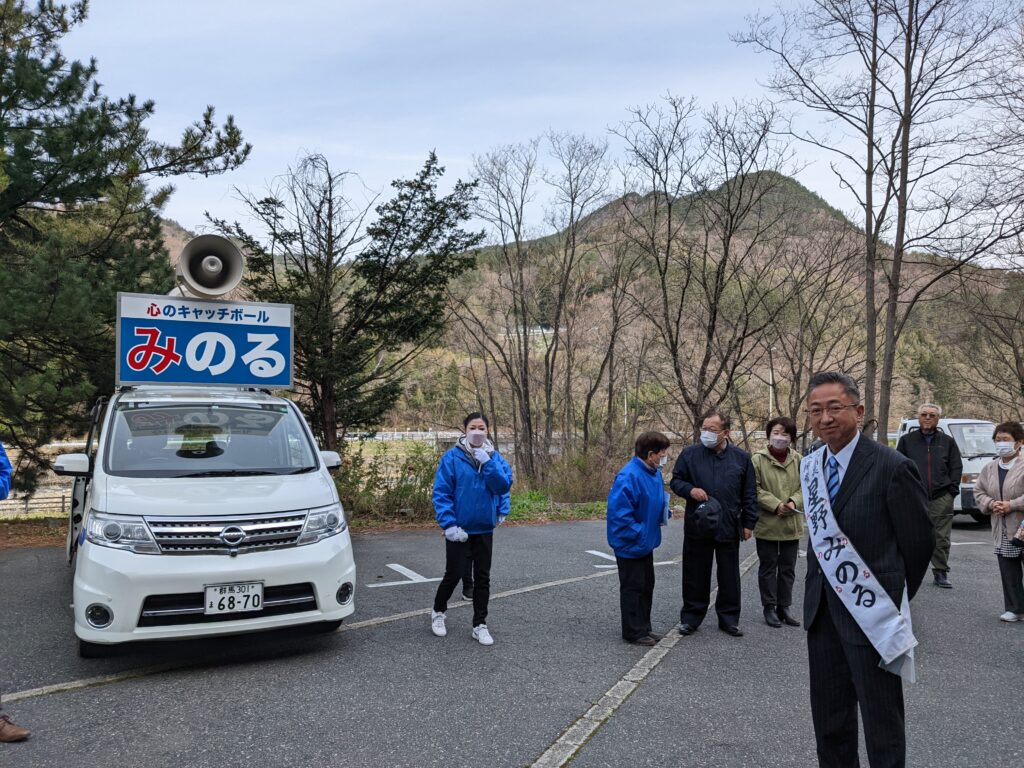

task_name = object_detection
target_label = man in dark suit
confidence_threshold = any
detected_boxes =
[803,372,933,768]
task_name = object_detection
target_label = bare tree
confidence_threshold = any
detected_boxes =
[614,96,798,437]
[738,0,1024,438]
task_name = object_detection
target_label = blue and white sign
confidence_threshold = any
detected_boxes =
[116,293,293,388]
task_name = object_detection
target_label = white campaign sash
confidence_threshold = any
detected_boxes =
[801,449,918,682]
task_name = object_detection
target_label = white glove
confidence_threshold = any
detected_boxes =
[473,448,490,464]
[444,526,469,543]
[497,514,507,525]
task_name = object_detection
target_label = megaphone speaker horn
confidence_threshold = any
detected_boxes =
[174,235,244,299]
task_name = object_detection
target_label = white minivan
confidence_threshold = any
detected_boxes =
[895,417,997,523]
[55,385,356,657]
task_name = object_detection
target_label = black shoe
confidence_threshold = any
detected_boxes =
[933,570,953,589]
[677,622,697,636]
[719,624,744,637]
[646,632,664,642]
[777,606,801,627]
[764,606,782,628]
[462,591,473,601]
[626,635,658,646]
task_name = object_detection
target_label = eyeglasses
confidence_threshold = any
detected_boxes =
[805,404,859,418]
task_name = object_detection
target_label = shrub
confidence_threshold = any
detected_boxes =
[335,441,441,524]
[542,449,624,503]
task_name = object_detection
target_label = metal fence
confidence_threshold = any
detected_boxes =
[0,492,68,520]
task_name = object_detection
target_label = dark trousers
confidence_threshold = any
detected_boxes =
[462,550,474,593]
[680,535,741,627]
[997,553,1024,613]
[433,534,493,626]
[808,595,906,768]
[756,538,799,608]
[616,552,655,641]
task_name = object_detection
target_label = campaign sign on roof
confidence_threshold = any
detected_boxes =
[116,293,293,388]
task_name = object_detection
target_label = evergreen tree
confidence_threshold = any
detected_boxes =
[211,152,482,450]
[0,0,250,487]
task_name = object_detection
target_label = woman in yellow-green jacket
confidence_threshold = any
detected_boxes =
[751,416,804,629]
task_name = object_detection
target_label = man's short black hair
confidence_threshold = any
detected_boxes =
[993,421,1024,442]
[463,412,490,428]
[765,416,797,443]
[807,371,860,402]
[635,431,670,459]
[701,410,731,430]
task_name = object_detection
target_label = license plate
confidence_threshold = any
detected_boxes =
[204,582,264,615]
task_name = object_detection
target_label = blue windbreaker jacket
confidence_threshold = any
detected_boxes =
[0,442,11,500]
[433,445,513,535]
[606,456,667,558]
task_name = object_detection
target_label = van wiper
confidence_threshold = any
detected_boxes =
[964,452,996,459]
[284,466,317,474]
[178,469,277,478]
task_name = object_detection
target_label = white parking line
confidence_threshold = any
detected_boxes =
[365,563,442,588]
[530,551,760,768]
[587,549,676,569]
[5,558,680,704]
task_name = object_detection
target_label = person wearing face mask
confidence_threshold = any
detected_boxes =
[752,416,804,628]
[896,404,963,589]
[972,421,1024,623]
[430,412,513,645]
[606,431,673,646]
[670,410,758,638]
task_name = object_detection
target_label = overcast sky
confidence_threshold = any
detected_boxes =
[62,0,844,235]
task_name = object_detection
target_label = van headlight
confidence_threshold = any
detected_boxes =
[85,511,160,554]
[297,502,347,545]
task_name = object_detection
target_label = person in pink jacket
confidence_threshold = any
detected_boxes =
[972,421,1024,622]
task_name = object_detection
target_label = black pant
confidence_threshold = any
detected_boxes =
[756,538,799,608]
[462,550,474,593]
[433,534,493,626]
[680,535,741,627]
[808,593,906,768]
[997,553,1024,613]
[616,552,655,641]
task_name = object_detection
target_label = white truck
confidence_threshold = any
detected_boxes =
[895,417,997,524]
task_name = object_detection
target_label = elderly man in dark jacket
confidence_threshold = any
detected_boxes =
[670,411,758,637]
[896,403,963,589]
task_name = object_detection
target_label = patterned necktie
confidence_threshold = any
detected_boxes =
[827,455,841,505]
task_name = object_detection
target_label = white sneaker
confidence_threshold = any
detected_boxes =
[472,624,494,645]
[999,611,1018,622]
[431,610,447,636]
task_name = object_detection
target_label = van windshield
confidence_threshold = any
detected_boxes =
[105,402,319,478]
[949,423,997,458]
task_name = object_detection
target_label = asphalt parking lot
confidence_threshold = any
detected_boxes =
[1,518,1020,767]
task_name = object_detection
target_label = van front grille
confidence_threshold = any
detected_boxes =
[145,511,307,554]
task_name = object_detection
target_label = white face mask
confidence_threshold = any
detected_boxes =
[995,441,1017,457]
[658,454,668,468]
[467,429,487,448]
[700,431,719,448]
[770,435,791,451]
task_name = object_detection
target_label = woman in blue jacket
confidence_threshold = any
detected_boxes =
[607,431,671,646]
[431,413,513,646]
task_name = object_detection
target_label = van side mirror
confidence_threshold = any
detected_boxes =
[54,453,91,476]
[320,451,342,472]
